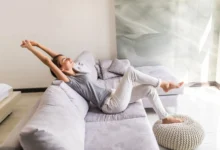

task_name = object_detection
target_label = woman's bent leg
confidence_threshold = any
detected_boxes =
[102,66,161,113]
[130,85,169,119]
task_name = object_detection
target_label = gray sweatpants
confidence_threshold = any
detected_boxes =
[101,66,169,119]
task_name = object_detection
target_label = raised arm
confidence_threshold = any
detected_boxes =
[29,41,59,58]
[21,40,69,82]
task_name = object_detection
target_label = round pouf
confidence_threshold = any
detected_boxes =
[153,115,205,150]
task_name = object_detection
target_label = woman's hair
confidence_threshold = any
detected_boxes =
[50,54,63,78]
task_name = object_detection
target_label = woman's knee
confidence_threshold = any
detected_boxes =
[124,66,135,80]
[145,86,157,96]
[126,66,135,73]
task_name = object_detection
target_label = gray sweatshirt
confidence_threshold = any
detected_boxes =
[65,74,111,109]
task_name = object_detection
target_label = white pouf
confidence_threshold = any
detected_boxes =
[153,115,205,150]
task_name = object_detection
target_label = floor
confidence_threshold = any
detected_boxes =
[0,92,42,144]
[0,86,219,149]
[147,86,220,150]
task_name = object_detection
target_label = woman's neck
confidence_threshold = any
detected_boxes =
[66,69,76,76]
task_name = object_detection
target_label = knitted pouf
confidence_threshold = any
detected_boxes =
[153,115,205,150]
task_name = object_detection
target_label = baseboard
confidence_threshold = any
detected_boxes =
[188,81,219,89]
[188,81,214,87]
[13,87,47,93]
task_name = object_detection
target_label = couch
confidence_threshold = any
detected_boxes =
[0,51,183,150]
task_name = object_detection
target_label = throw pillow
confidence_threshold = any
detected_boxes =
[73,61,91,74]
[74,51,97,81]
[99,60,121,80]
[108,59,130,75]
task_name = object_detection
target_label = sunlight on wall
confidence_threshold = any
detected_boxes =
[216,36,220,83]
[116,0,217,82]
[201,52,210,82]
[183,70,189,83]
[199,16,212,82]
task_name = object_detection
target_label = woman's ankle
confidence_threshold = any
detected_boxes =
[160,81,169,92]
[162,117,183,124]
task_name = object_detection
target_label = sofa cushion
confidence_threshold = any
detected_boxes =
[75,51,97,81]
[108,59,130,75]
[135,66,184,95]
[52,80,89,118]
[20,129,67,150]
[85,117,159,150]
[19,85,85,150]
[85,100,146,122]
[99,60,121,80]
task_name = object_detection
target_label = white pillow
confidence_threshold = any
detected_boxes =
[0,83,13,102]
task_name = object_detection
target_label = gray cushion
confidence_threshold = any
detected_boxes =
[100,60,121,80]
[19,85,85,150]
[85,117,160,150]
[85,100,146,122]
[52,80,89,118]
[75,51,97,81]
[95,63,103,79]
[73,61,91,74]
[20,129,67,150]
[108,59,130,75]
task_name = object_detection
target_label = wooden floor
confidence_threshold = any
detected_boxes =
[0,92,43,144]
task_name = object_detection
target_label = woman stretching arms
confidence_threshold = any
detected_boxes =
[21,40,184,124]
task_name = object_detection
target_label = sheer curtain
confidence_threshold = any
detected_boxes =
[115,0,218,83]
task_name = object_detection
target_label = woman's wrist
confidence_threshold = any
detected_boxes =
[36,43,40,47]
[28,46,35,52]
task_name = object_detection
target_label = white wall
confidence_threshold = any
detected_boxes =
[215,0,220,83]
[216,38,220,83]
[0,0,117,89]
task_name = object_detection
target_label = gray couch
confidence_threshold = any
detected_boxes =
[19,84,160,150]
[0,51,183,150]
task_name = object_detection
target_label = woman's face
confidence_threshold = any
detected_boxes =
[57,56,74,71]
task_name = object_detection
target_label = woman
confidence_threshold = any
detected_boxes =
[21,40,184,124]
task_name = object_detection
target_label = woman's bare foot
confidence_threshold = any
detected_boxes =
[160,81,184,92]
[162,117,183,124]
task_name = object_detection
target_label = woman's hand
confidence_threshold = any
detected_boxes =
[29,40,39,47]
[20,40,34,51]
